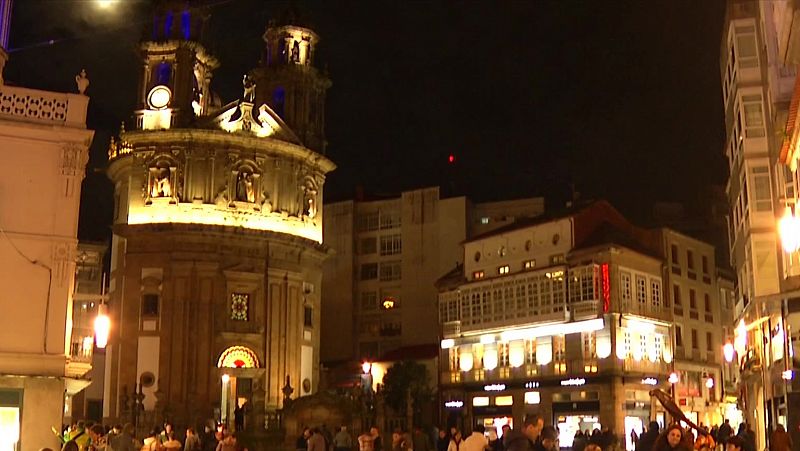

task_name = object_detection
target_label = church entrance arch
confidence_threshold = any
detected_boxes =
[217,346,261,432]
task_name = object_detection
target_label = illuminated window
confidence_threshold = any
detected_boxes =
[481,217,490,225]
[524,260,536,270]
[473,271,485,280]
[498,265,510,275]
[495,396,513,406]
[654,335,664,360]
[524,391,540,405]
[230,293,249,321]
[472,396,489,407]
[218,346,260,368]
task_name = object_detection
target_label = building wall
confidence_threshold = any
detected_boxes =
[320,188,543,363]
[0,82,92,451]
[439,220,674,440]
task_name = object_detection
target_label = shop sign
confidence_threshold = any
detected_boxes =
[560,378,586,386]
[641,378,658,386]
[484,384,506,391]
[444,400,464,409]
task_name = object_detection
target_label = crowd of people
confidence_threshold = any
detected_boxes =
[53,420,247,451]
[296,417,794,451]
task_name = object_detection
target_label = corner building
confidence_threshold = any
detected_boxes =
[437,202,732,449]
[105,2,334,430]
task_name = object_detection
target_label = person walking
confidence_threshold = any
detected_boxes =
[769,425,792,451]
[463,426,488,451]
[503,415,545,451]
[309,429,327,451]
[334,427,353,451]
[716,421,732,450]
[436,430,449,451]
[572,430,587,451]
[636,422,660,451]
[447,432,464,451]
[185,429,201,451]
[358,430,375,451]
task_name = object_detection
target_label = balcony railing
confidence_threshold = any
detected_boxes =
[69,339,93,364]
[0,84,88,127]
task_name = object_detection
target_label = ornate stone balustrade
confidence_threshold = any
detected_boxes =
[0,84,88,127]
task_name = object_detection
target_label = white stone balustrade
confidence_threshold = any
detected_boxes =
[0,84,88,127]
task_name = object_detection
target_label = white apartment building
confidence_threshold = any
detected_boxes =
[320,187,544,363]
[0,5,95,447]
[721,2,800,448]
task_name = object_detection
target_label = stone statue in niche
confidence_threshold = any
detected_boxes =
[291,40,300,63]
[151,167,172,198]
[236,171,256,203]
[305,43,312,65]
[261,191,272,213]
[302,182,317,219]
[242,75,256,103]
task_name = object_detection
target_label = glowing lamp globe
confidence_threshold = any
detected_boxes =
[93,306,110,349]
[483,348,498,371]
[705,377,714,389]
[668,372,679,384]
[361,361,372,374]
[723,342,735,363]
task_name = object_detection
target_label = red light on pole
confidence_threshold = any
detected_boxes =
[448,154,455,164]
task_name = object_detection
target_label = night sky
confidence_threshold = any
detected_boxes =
[5,0,728,243]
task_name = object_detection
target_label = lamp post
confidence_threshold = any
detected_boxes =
[667,372,680,425]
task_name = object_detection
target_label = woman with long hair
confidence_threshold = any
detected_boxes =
[653,425,692,451]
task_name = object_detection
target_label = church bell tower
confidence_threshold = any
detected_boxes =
[251,12,331,153]
[135,0,219,129]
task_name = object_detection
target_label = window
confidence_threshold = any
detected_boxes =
[550,254,565,265]
[498,265,510,275]
[654,335,664,361]
[304,306,313,328]
[379,234,402,256]
[704,293,711,312]
[687,250,695,270]
[706,332,713,352]
[735,29,758,68]
[357,212,379,232]
[570,265,597,303]
[230,293,249,321]
[361,291,378,311]
[689,289,697,309]
[671,245,679,264]
[676,326,683,347]
[379,261,401,281]
[360,263,378,280]
[142,294,159,316]
[360,237,377,255]
[692,329,698,349]
[673,285,681,306]
[473,271,485,280]
[379,211,401,229]
[480,217,490,225]
[751,166,772,212]
[523,260,536,269]
[651,280,662,308]
[621,272,632,307]
[742,94,765,137]
[636,276,647,305]
[702,256,709,274]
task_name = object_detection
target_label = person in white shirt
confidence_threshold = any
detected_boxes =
[463,426,488,451]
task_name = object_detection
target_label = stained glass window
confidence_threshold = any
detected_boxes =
[231,293,249,321]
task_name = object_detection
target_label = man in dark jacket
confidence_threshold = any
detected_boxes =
[504,415,545,451]
[717,420,732,448]
[635,422,659,451]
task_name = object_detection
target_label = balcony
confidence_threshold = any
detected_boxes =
[0,84,88,127]
[571,300,599,320]
[66,335,93,378]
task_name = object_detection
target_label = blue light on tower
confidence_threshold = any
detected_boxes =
[0,0,12,51]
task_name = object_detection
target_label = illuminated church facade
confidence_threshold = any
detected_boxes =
[105,1,334,429]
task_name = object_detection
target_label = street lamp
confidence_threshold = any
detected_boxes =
[723,342,735,363]
[361,361,372,374]
[705,377,714,389]
[93,303,110,349]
